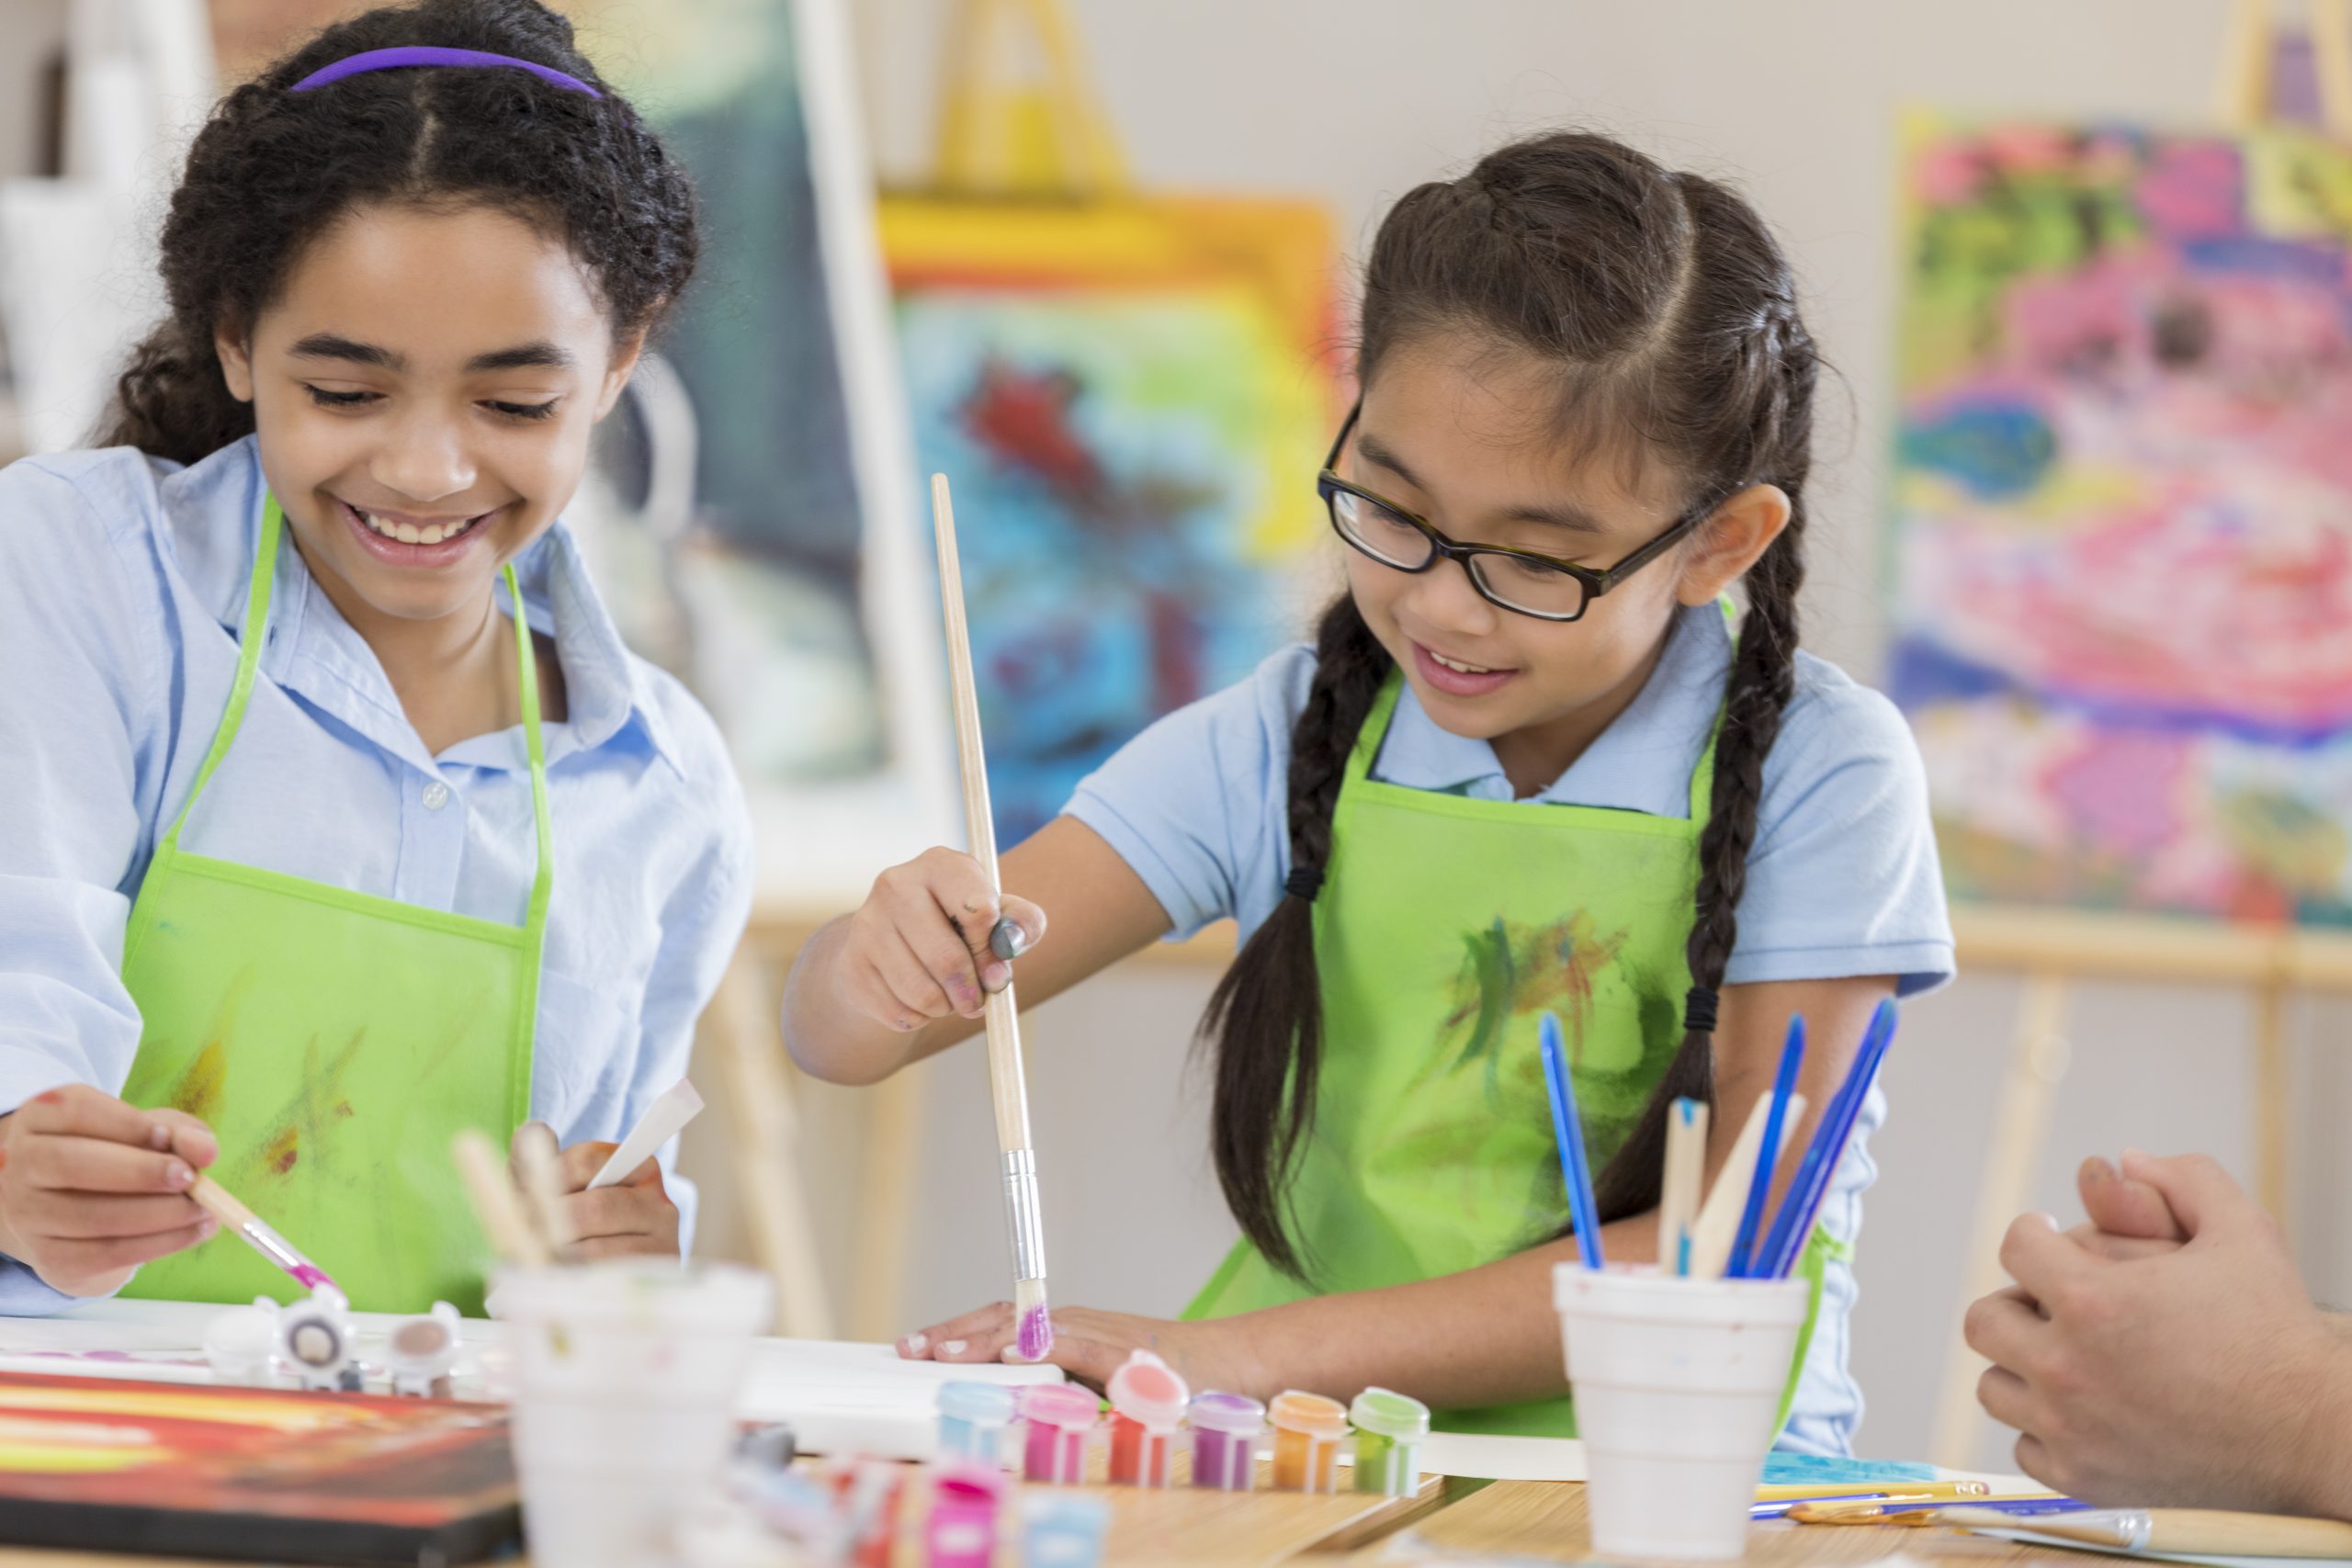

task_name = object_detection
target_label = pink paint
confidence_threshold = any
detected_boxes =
[1016,1302,1054,1361]
[923,1463,1005,1568]
[290,1264,335,1292]
[1019,1382,1098,1484]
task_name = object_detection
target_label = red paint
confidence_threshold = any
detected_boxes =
[273,1147,299,1174]
[31,1090,62,1106]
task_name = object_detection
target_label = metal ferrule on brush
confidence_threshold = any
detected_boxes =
[1001,1147,1047,1280]
[242,1219,307,1276]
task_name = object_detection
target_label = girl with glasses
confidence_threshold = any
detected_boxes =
[787,130,1951,1452]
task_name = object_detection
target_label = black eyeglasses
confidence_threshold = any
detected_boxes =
[1316,402,1714,623]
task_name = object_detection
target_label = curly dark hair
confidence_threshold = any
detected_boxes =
[1199,130,1821,1280]
[100,0,698,464]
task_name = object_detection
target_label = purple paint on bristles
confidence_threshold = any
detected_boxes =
[1017,1302,1054,1361]
[290,1264,335,1292]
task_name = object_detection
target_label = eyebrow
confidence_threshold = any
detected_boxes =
[285,334,574,374]
[1355,428,1606,536]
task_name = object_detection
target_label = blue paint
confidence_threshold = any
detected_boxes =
[1897,399,2057,501]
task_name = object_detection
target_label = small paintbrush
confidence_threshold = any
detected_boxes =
[188,1175,337,1294]
[932,472,1053,1362]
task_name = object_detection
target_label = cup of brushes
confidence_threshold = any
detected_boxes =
[455,1127,773,1568]
[1544,1003,1897,1562]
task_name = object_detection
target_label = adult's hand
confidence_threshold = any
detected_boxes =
[1966,1152,2352,1517]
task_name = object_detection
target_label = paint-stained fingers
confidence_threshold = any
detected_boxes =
[14,1190,207,1240]
[979,897,1048,991]
[15,1085,173,1150]
[33,1217,217,1285]
[872,919,976,1022]
[146,1110,219,1170]
[19,1135,200,1196]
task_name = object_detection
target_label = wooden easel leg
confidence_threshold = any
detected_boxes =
[2254,978,2292,1224]
[850,1064,926,1341]
[1930,970,2071,1470]
[711,951,838,1340]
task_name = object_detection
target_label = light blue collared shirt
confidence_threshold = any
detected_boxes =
[1067,603,1955,1455]
[0,438,754,1312]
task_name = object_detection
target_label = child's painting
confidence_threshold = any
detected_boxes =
[882,195,1340,848]
[0,1371,517,1562]
[1888,117,2352,926]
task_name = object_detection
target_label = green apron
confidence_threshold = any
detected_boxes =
[116,496,548,1315]
[1184,671,1833,1437]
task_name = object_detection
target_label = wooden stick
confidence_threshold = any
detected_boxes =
[453,1128,547,1269]
[2216,0,2276,129]
[2314,0,2352,138]
[514,1122,574,1260]
[1686,1091,1804,1280]
[930,473,1050,1346]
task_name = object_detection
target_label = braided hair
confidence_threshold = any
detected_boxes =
[99,0,696,464]
[1199,131,1820,1278]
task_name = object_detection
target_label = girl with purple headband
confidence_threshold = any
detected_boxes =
[0,0,747,1315]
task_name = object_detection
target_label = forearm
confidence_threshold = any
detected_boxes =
[1212,1209,1660,1409]
[2290,1332,2352,1520]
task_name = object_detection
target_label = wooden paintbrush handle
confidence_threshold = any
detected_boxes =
[2143,1512,2352,1558]
[187,1174,254,1232]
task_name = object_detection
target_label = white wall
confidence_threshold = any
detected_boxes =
[824,0,2346,1467]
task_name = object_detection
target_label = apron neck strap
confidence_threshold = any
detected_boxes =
[161,497,556,931]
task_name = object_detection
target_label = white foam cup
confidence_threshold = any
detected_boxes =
[499,1259,773,1568]
[1555,1263,1808,1561]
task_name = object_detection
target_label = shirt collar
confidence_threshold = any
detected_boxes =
[1369,601,1731,818]
[163,437,682,775]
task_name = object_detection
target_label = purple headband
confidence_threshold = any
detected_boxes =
[288,46,601,98]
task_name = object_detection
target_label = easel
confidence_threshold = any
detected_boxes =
[699,0,1136,1339]
[1927,3,2352,1467]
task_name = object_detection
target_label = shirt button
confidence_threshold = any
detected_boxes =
[422,781,451,811]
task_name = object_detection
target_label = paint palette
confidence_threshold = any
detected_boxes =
[0,1371,519,1563]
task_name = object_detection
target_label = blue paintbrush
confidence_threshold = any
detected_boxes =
[1756,999,1898,1280]
[1727,1014,1805,1278]
[1540,1011,1604,1269]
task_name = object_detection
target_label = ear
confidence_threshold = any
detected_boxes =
[214,324,255,404]
[1675,484,1791,608]
[594,325,650,421]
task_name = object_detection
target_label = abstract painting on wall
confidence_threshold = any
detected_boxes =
[882,195,1340,848]
[1889,117,2352,926]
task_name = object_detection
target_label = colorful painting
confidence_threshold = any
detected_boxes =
[0,1372,517,1562]
[882,195,1340,847]
[1889,117,2352,926]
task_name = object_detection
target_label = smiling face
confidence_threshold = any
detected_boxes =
[1336,335,1791,789]
[215,200,640,636]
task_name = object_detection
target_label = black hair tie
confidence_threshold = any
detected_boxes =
[1683,986,1720,1034]
[1283,865,1326,903]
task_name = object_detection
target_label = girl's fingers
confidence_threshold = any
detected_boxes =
[1022,1331,1122,1391]
[40,1216,217,1280]
[899,1301,1014,1359]
[562,1185,670,1242]
[870,920,970,1021]
[18,1086,170,1150]
[17,1190,206,1240]
[147,1111,219,1169]
[22,1135,197,1196]
[557,1139,616,1190]
[568,1233,676,1261]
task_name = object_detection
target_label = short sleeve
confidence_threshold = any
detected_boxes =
[1723,665,1954,996]
[1061,645,1315,942]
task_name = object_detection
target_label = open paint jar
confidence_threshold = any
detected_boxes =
[1267,1390,1350,1493]
[1186,1391,1265,1492]
[1020,1382,1100,1484]
[1349,1387,1430,1496]
[1105,1350,1188,1487]
[923,1461,1005,1568]
[936,1381,1017,1466]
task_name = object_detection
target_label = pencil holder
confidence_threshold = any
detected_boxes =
[1555,1265,1807,1562]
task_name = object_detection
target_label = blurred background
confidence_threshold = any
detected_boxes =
[6,0,2352,1468]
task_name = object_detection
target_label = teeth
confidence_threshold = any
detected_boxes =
[356,506,478,546]
[419,525,446,545]
[1431,650,1498,674]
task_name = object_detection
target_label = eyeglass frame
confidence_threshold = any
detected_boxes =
[1315,400,1721,624]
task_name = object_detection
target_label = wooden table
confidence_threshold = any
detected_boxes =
[0,1478,2143,1568]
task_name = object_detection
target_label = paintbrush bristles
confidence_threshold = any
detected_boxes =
[1013,1274,1053,1362]
[187,1175,255,1233]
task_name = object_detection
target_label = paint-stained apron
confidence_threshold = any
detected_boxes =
[1184,671,1836,1437]
[117,496,547,1315]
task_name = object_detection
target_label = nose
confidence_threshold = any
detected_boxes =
[1398,553,1502,638]
[368,406,477,506]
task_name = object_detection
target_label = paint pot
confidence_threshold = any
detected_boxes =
[1019,1382,1099,1484]
[203,1302,277,1386]
[1185,1391,1264,1492]
[1348,1387,1430,1496]
[387,1301,462,1397]
[1021,1492,1111,1568]
[1104,1349,1188,1487]
[935,1380,1016,1466]
[277,1286,359,1393]
[923,1461,1005,1568]
[1267,1390,1349,1493]
[500,1259,773,1568]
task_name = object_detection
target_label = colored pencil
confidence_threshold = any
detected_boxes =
[1539,1011,1604,1269]
[933,472,1053,1359]
[1726,1014,1804,1278]
[1657,1098,1709,1274]
[1754,1480,1991,1504]
[1685,1090,1806,1279]
[1755,998,1898,1280]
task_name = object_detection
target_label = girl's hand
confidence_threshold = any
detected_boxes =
[0,1086,220,1296]
[540,1131,680,1261]
[898,1301,1267,1397]
[836,848,1047,1032]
